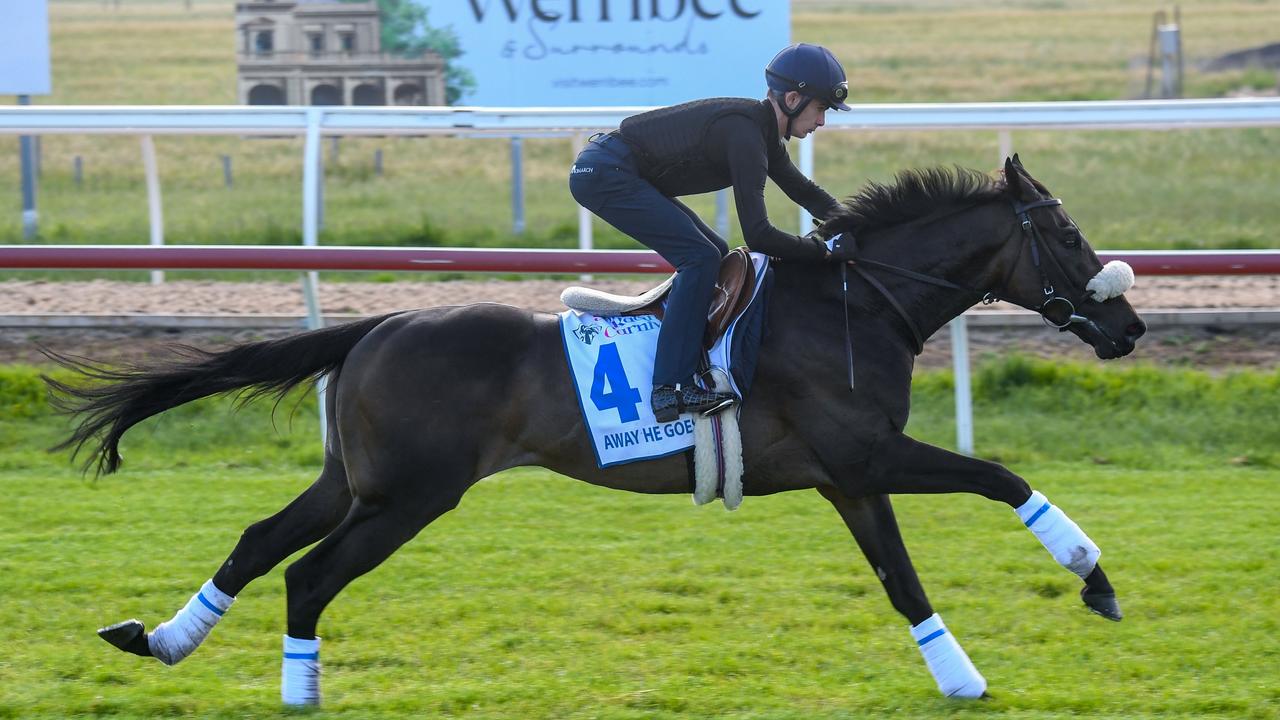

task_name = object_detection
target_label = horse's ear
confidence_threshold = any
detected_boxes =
[1012,152,1023,168]
[1003,156,1027,199]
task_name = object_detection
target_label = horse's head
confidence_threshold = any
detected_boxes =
[995,155,1146,359]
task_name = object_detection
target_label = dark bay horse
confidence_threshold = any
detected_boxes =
[49,157,1146,704]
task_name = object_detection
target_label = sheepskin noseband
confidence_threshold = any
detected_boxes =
[1085,260,1134,302]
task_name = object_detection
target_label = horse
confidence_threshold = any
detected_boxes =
[47,156,1146,705]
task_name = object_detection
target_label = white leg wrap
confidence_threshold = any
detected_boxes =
[281,635,322,706]
[911,614,987,699]
[147,579,234,666]
[1016,491,1101,579]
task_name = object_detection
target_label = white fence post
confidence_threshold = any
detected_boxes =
[301,108,327,442]
[573,132,593,281]
[798,134,815,233]
[511,136,525,235]
[18,96,37,240]
[140,135,164,285]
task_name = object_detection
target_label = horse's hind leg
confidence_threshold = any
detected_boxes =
[276,471,469,705]
[866,432,1121,621]
[98,453,354,664]
[818,487,987,699]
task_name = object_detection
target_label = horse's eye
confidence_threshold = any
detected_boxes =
[1062,231,1082,248]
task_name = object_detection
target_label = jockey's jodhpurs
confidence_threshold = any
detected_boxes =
[569,135,729,387]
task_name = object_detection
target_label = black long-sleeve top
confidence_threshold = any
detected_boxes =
[616,98,840,261]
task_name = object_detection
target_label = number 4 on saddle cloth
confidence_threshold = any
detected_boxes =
[559,248,773,468]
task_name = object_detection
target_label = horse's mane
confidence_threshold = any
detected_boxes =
[823,166,1008,236]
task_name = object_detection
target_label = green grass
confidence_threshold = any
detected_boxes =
[1,464,1277,718]
[2,0,1279,278]
[4,356,1278,475]
[0,357,1278,717]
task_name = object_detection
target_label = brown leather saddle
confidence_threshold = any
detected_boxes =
[622,247,758,350]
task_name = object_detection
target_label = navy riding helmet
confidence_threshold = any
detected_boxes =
[766,43,850,137]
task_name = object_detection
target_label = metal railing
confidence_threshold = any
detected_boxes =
[4,97,1279,266]
[3,245,1279,275]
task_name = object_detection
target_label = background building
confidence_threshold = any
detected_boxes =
[235,0,446,106]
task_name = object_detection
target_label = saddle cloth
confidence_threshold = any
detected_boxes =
[559,252,772,468]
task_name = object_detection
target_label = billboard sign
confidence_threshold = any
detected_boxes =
[407,1,790,106]
[1,0,52,95]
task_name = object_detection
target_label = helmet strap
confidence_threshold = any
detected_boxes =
[779,92,812,141]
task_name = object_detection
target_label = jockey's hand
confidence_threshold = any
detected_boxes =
[801,228,831,258]
[826,233,857,262]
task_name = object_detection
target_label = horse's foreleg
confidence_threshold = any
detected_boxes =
[98,458,354,664]
[866,432,1120,620]
[817,487,987,699]
[817,488,932,624]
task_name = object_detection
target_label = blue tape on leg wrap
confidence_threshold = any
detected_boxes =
[1024,502,1051,528]
[916,628,947,646]
[196,592,225,616]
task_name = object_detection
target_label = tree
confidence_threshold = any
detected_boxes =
[372,0,476,104]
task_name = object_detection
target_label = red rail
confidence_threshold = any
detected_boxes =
[1,245,1279,275]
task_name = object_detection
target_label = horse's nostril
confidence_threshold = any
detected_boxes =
[1126,321,1147,339]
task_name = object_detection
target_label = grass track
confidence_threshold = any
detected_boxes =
[0,357,1277,717]
[0,465,1276,718]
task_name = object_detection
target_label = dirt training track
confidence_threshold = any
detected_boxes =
[1,276,1277,369]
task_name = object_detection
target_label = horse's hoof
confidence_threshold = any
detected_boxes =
[1081,588,1123,621]
[98,619,154,657]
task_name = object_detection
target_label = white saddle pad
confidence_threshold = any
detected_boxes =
[559,311,696,467]
[558,253,770,469]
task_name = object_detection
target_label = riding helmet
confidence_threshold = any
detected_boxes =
[765,43,851,112]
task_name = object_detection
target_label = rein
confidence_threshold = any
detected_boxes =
[835,230,979,359]
[835,195,1087,369]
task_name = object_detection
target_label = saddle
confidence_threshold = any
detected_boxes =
[560,247,757,349]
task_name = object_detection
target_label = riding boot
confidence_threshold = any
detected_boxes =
[651,383,737,423]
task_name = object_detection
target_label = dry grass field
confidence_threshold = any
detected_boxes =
[0,0,1277,254]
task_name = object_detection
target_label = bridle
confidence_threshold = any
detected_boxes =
[992,197,1093,330]
[835,195,1095,388]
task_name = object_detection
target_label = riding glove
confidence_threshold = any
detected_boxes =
[826,233,857,262]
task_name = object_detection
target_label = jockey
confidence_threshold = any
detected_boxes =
[569,43,851,423]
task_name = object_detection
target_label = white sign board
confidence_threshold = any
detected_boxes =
[0,0,52,95]
[412,1,790,106]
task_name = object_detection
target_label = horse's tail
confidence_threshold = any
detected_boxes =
[43,312,403,476]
